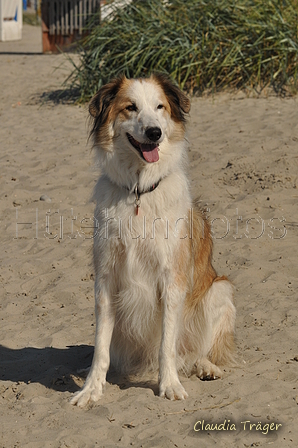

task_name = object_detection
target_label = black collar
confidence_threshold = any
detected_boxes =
[125,180,161,197]
[133,181,160,197]
[126,179,161,215]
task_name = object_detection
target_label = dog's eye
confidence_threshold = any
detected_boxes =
[157,104,164,110]
[126,104,137,112]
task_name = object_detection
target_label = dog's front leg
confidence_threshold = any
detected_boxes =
[159,285,188,400]
[70,282,115,407]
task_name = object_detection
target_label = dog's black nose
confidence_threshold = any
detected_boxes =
[145,127,162,142]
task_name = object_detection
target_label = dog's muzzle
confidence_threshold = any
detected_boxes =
[127,130,161,163]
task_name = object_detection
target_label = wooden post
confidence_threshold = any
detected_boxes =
[36,0,42,23]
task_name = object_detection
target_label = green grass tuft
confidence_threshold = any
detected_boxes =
[64,0,298,101]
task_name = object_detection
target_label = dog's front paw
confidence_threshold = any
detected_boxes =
[70,378,105,407]
[159,379,188,401]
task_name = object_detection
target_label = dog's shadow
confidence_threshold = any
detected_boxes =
[0,344,159,396]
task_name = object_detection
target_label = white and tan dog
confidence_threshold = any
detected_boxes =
[71,73,236,407]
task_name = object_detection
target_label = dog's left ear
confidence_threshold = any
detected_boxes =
[89,75,126,123]
[151,73,190,122]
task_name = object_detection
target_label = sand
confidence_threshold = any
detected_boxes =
[0,24,297,448]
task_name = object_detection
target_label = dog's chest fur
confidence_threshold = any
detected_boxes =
[93,172,191,348]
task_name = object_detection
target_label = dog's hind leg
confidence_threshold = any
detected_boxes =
[195,278,236,380]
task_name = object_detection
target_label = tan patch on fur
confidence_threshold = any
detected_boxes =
[169,120,187,144]
[177,207,217,367]
[185,206,217,311]
[93,120,112,151]
[213,275,229,282]
[108,78,136,123]
[208,331,235,366]
[88,76,131,150]
[174,226,192,291]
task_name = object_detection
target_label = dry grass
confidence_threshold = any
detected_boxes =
[64,0,298,101]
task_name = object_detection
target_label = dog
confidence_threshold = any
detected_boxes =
[70,73,236,407]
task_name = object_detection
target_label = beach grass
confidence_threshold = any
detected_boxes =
[64,0,298,101]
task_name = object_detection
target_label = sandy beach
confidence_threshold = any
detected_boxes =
[0,24,297,447]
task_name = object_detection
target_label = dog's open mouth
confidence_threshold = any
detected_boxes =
[127,133,159,163]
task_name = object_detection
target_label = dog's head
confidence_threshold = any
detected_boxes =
[89,73,190,164]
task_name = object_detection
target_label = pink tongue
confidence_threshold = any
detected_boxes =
[140,144,159,163]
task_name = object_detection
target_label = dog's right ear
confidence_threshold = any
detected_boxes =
[89,75,126,124]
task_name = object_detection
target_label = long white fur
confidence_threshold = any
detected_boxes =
[70,77,236,407]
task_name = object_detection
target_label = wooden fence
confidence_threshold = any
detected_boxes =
[41,0,101,52]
